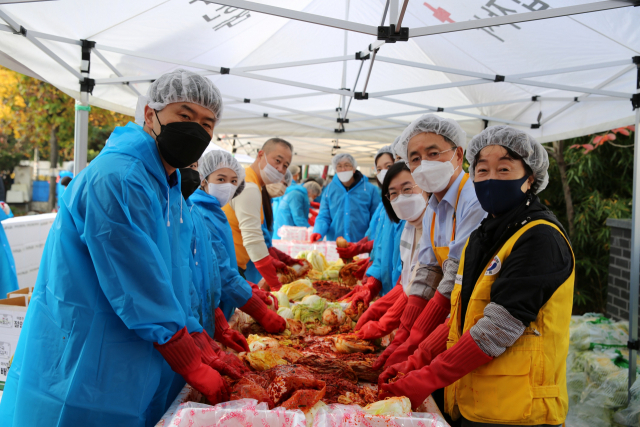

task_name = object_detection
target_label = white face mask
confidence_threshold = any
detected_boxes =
[207,182,237,207]
[337,170,354,183]
[260,156,285,185]
[391,193,427,222]
[266,182,286,198]
[411,151,459,193]
[377,169,388,184]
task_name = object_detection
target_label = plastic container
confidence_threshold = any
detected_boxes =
[32,181,49,202]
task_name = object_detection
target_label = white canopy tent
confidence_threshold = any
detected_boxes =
[0,0,639,395]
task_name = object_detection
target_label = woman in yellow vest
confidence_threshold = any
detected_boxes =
[380,125,574,427]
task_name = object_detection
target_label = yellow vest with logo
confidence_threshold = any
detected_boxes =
[222,167,263,270]
[444,220,574,425]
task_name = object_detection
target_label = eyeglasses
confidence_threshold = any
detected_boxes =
[410,148,455,163]
[386,184,420,201]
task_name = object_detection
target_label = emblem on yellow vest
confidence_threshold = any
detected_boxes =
[484,255,501,275]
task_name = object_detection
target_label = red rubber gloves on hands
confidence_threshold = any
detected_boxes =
[355,281,404,331]
[155,327,230,404]
[310,233,322,242]
[354,258,372,281]
[336,237,375,259]
[379,332,492,410]
[269,247,304,267]
[384,291,450,367]
[357,289,407,340]
[342,276,382,310]
[241,293,286,334]
[214,308,250,353]
[254,256,284,291]
[378,319,450,388]
[191,330,246,380]
[249,282,278,310]
[372,295,428,370]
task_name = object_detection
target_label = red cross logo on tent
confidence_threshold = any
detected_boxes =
[423,2,455,23]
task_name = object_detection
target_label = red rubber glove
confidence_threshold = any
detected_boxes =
[269,246,304,267]
[336,239,375,259]
[385,291,450,367]
[214,308,250,353]
[241,293,286,333]
[254,256,284,291]
[380,332,493,410]
[191,330,244,380]
[355,280,404,330]
[357,290,407,340]
[345,276,382,310]
[354,259,372,281]
[378,319,450,388]
[249,282,277,309]
[310,233,322,242]
[372,295,428,370]
[154,327,230,404]
[310,201,320,209]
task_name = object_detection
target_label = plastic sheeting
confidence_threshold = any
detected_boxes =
[157,386,449,427]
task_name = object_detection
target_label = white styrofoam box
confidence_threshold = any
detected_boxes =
[271,240,292,256]
[277,226,308,242]
[323,241,339,262]
[0,297,28,386]
[2,213,56,289]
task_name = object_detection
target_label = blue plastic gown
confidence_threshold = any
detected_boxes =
[190,189,252,321]
[364,203,384,242]
[0,123,203,427]
[185,198,222,336]
[0,208,18,296]
[273,185,310,239]
[364,210,405,296]
[312,173,381,242]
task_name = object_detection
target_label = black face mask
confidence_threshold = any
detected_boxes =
[474,175,529,216]
[153,111,211,169]
[180,167,201,199]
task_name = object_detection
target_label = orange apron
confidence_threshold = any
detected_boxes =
[429,173,469,267]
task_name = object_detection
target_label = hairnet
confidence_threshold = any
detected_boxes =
[198,150,246,197]
[396,114,467,162]
[332,153,357,170]
[135,69,223,125]
[315,177,325,187]
[391,136,402,158]
[304,181,322,197]
[374,145,394,165]
[284,169,293,186]
[289,165,301,176]
[466,125,549,194]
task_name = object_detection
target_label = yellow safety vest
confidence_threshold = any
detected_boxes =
[445,220,574,425]
[223,167,264,270]
[429,173,469,267]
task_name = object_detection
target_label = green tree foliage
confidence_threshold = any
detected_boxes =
[543,127,634,313]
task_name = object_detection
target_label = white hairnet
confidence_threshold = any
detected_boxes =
[466,125,549,194]
[198,150,246,197]
[391,135,402,158]
[396,114,467,162]
[304,181,322,197]
[289,165,301,176]
[374,145,394,164]
[135,69,223,126]
[284,169,293,186]
[332,153,357,170]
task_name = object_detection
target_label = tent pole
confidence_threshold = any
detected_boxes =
[339,0,350,118]
[73,40,94,175]
[629,58,640,401]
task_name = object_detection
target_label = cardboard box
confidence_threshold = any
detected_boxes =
[0,296,29,390]
[6,287,33,299]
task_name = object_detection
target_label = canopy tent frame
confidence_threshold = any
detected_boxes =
[1,0,640,400]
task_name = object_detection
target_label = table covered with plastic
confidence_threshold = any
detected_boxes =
[157,385,449,427]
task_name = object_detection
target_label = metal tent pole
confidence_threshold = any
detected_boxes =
[73,40,94,175]
[629,57,640,401]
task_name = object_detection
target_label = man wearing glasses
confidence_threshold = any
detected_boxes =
[374,114,486,380]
